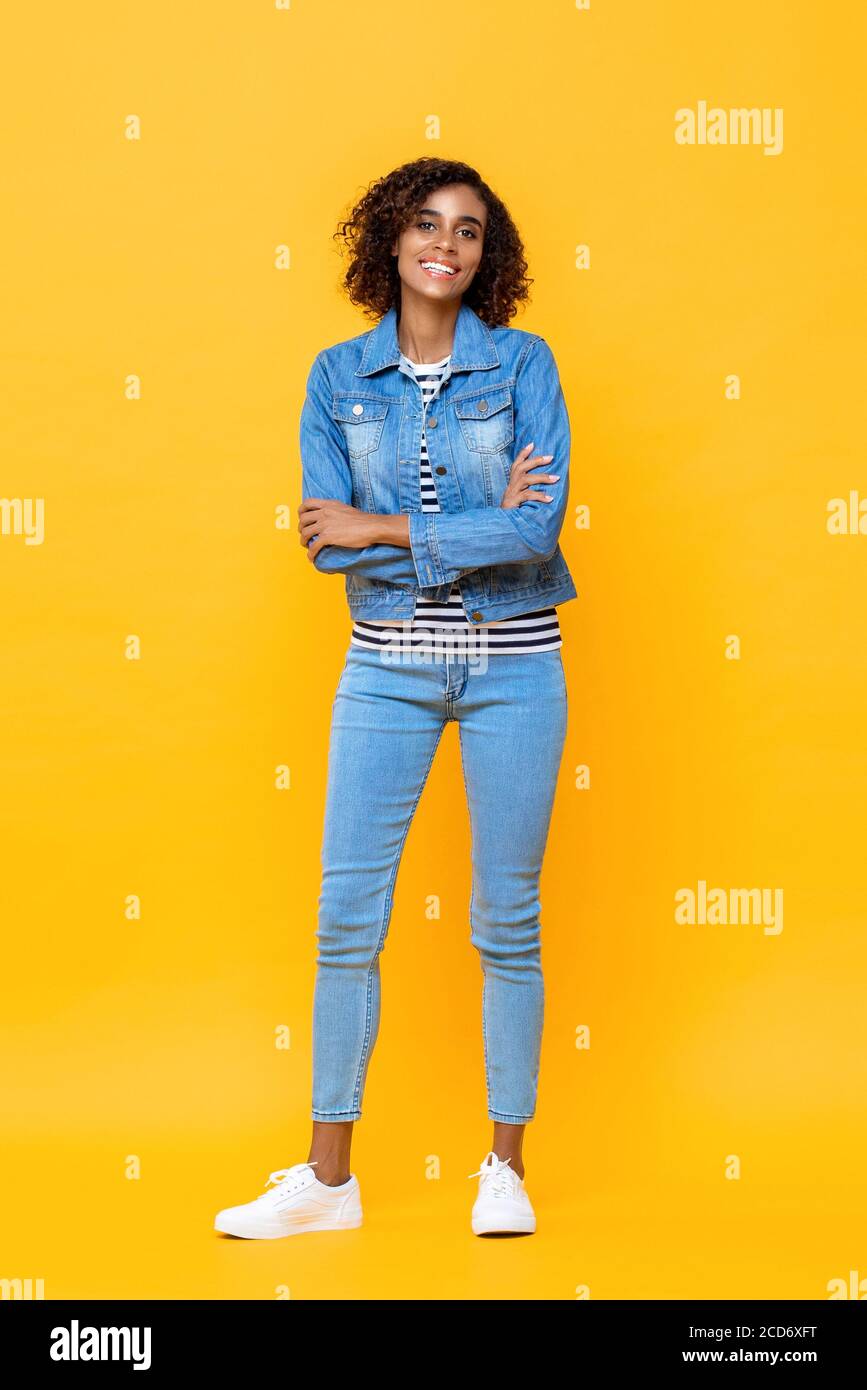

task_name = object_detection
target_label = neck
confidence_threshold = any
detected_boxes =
[396,290,459,362]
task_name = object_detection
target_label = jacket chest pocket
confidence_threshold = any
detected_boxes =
[332,396,391,511]
[455,387,514,455]
[333,397,390,458]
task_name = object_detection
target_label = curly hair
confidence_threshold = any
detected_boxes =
[332,157,533,328]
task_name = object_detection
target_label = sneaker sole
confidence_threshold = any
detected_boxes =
[215,1212,363,1239]
[472,1215,536,1236]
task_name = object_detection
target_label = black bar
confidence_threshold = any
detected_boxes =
[2,1297,863,1372]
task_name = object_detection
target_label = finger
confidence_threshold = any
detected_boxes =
[509,444,534,468]
[299,503,325,523]
[514,453,555,474]
[504,475,557,501]
[516,490,554,504]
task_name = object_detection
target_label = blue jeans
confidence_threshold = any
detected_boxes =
[311,643,568,1124]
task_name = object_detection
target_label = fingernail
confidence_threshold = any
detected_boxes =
[550,474,560,480]
[543,494,553,502]
[526,441,535,449]
[543,455,554,461]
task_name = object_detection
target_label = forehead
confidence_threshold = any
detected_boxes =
[415,186,487,228]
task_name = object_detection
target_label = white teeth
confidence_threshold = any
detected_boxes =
[421,261,456,275]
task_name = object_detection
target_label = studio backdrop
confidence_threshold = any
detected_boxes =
[2,0,865,1300]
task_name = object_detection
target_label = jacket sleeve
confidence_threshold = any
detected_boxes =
[406,336,572,587]
[300,350,471,587]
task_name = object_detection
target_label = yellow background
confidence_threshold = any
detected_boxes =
[2,0,865,1300]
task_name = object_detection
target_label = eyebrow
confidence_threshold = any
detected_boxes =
[417,207,484,229]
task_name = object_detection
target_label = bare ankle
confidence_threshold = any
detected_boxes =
[309,1159,351,1186]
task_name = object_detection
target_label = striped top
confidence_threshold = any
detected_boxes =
[350,355,563,655]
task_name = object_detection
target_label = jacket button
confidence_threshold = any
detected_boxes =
[478,400,488,413]
[427,416,437,428]
[471,611,484,622]
[352,403,364,415]
[435,466,447,476]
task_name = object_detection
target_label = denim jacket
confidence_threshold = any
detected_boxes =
[299,300,578,623]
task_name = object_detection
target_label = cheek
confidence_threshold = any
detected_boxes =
[399,234,424,259]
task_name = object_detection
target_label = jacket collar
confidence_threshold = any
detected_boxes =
[355,300,500,377]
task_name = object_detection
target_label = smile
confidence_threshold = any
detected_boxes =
[420,260,458,278]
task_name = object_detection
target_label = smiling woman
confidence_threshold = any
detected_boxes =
[216,156,574,1245]
[333,155,532,326]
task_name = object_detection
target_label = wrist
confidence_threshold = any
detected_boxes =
[365,513,410,548]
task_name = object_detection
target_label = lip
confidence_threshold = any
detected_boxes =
[419,258,460,279]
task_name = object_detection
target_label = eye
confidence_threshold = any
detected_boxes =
[416,221,478,238]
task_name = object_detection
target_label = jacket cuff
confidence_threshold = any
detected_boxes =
[408,512,447,587]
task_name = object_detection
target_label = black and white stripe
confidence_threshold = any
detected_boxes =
[350,355,563,655]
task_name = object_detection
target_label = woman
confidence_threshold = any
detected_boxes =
[215,157,577,1240]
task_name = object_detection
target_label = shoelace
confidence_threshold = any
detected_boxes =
[466,1152,519,1198]
[258,1162,318,1197]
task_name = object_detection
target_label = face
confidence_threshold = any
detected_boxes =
[391,182,487,303]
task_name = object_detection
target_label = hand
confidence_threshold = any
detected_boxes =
[298,498,376,561]
[500,443,560,509]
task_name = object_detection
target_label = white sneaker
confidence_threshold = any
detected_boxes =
[214,1163,362,1239]
[468,1151,536,1236]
